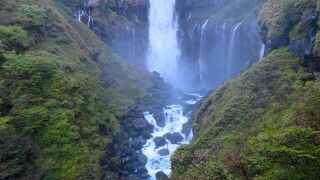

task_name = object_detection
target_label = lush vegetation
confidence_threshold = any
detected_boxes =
[172,48,320,179]
[0,0,156,179]
[259,0,317,39]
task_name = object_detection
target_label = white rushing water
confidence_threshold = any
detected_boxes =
[259,43,266,60]
[227,22,242,78]
[142,95,202,179]
[147,0,180,84]
[199,19,209,86]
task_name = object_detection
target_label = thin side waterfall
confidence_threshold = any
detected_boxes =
[86,9,93,28]
[147,0,180,85]
[259,43,265,60]
[199,19,209,85]
[222,23,226,47]
[227,22,242,78]
[75,9,84,22]
[132,28,135,58]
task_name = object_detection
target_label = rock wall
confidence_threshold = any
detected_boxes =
[176,0,265,89]
[258,0,320,72]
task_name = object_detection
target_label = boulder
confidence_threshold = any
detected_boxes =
[137,166,148,174]
[155,171,169,180]
[130,138,146,150]
[154,137,167,147]
[137,153,148,165]
[133,118,151,130]
[164,132,184,144]
[158,149,169,156]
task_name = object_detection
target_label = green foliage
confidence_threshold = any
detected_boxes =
[0,0,156,179]
[259,0,316,38]
[313,32,320,58]
[0,128,29,179]
[172,49,320,179]
[247,127,320,179]
[0,25,30,51]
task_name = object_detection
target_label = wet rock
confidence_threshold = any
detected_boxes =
[137,166,148,174]
[128,174,140,180]
[140,173,151,179]
[124,162,135,172]
[182,121,193,136]
[130,138,146,150]
[137,153,148,165]
[154,111,166,127]
[141,130,153,139]
[154,137,167,147]
[133,118,151,130]
[158,148,169,156]
[164,132,184,144]
[155,171,169,180]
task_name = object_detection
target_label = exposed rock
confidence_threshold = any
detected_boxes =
[137,153,148,165]
[158,149,169,156]
[154,137,167,147]
[155,171,169,180]
[130,138,146,150]
[137,166,148,174]
[164,132,184,144]
[154,111,166,127]
[133,118,151,130]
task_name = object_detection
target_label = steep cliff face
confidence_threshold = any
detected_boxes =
[61,0,150,67]
[176,0,265,89]
[259,0,319,71]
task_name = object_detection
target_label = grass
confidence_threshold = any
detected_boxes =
[172,48,320,179]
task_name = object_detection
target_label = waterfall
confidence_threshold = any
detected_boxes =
[75,9,84,22]
[199,19,209,86]
[132,28,135,58]
[222,23,226,47]
[86,9,93,28]
[227,22,242,78]
[147,0,180,85]
[142,94,202,179]
[259,43,265,60]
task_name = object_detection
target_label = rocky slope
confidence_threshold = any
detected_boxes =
[172,0,320,179]
[0,0,169,179]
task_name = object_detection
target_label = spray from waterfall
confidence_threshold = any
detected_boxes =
[227,22,242,78]
[147,0,180,85]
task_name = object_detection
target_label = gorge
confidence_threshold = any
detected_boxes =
[1,0,320,180]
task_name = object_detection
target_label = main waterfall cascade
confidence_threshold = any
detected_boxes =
[147,0,181,85]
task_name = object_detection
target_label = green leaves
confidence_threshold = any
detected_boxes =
[249,127,320,179]
[0,26,30,51]
[173,48,320,179]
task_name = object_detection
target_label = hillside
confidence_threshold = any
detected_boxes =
[172,0,320,179]
[172,48,320,179]
[0,0,163,179]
